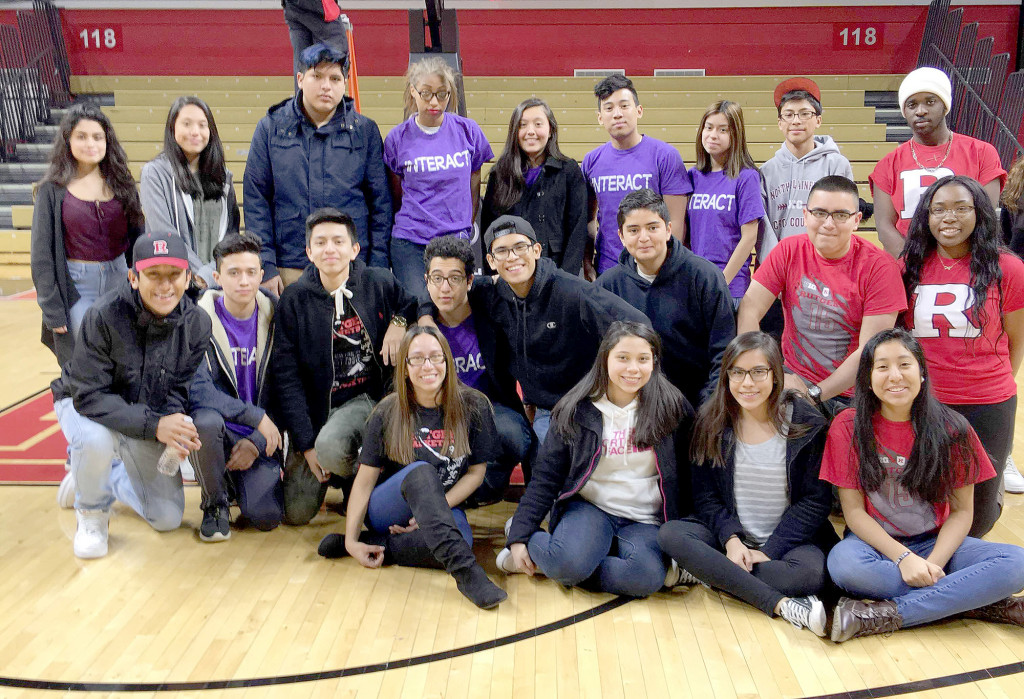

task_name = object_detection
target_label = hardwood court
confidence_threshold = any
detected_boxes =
[1,298,1023,699]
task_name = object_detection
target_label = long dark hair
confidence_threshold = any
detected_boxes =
[691,332,808,467]
[488,98,568,213]
[43,103,143,227]
[377,325,488,465]
[851,328,980,503]
[694,100,757,178]
[551,321,688,449]
[162,96,227,200]
[901,175,1004,337]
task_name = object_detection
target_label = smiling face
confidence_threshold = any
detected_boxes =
[407,333,448,400]
[69,118,106,167]
[927,182,976,258]
[298,61,346,120]
[411,73,451,127]
[777,98,821,148]
[606,335,654,406]
[518,105,551,165]
[727,349,774,414]
[701,112,732,161]
[486,232,542,294]
[805,189,862,260]
[618,207,671,274]
[597,88,642,144]
[870,340,922,421]
[173,104,210,163]
[306,222,359,278]
[902,91,947,141]
[130,264,189,318]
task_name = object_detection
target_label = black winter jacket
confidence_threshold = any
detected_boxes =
[691,396,838,560]
[484,257,650,411]
[480,156,589,275]
[189,289,277,455]
[271,261,418,453]
[51,279,211,440]
[596,238,735,407]
[507,400,693,545]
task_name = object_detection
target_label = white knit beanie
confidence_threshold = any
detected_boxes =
[898,67,952,113]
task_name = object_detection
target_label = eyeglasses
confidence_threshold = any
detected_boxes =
[807,208,856,224]
[426,273,466,287]
[727,366,771,382]
[928,205,975,218]
[490,242,533,261]
[779,110,818,122]
[417,89,450,103]
[407,353,446,367]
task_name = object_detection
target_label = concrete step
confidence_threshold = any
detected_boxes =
[0,162,47,183]
[0,230,30,252]
[13,143,50,163]
[0,184,34,206]
[0,207,12,228]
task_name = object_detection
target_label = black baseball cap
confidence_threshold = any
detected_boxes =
[484,215,539,251]
[133,231,190,271]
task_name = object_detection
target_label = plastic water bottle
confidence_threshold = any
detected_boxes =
[157,416,193,476]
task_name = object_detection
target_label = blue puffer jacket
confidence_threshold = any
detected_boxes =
[243,93,392,277]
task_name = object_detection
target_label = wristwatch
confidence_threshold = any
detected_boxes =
[807,384,823,406]
[390,315,408,328]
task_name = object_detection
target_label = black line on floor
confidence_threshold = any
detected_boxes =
[0,387,48,415]
[0,595,633,692]
[801,660,1024,699]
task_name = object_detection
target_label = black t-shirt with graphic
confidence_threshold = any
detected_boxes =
[331,304,380,408]
[360,394,500,490]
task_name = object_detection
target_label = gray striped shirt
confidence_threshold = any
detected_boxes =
[733,433,789,546]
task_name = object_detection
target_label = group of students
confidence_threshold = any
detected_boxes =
[28,43,1024,641]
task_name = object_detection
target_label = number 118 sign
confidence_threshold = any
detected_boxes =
[833,23,884,50]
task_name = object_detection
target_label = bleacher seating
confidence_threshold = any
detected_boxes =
[1,73,903,294]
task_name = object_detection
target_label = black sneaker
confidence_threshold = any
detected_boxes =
[200,505,231,542]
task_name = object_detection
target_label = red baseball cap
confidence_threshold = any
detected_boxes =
[133,231,190,271]
[774,77,821,109]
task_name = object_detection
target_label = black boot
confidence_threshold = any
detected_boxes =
[317,530,387,559]
[400,462,507,609]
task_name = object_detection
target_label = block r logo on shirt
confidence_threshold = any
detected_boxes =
[912,283,981,339]
[898,166,954,220]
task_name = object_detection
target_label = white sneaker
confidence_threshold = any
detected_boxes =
[496,547,522,574]
[74,509,109,559]
[1004,456,1024,494]
[664,559,701,587]
[56,471,75,509]
[778,595,827,637]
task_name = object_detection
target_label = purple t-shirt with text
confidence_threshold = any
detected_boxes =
[687,167,765,298]
[582,136,691,273]
[214,297,258,436]
[384,113,493,245]
[438,315,490,393]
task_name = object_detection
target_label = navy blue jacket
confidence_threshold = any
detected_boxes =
[271,261,418,453]
[243,93,392,276]
[691,396,838,559]
[507,400,693,545]
[189,289,277,455]
[596,238,735,407]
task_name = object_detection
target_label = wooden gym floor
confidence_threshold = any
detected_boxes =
[1,298,1023,699]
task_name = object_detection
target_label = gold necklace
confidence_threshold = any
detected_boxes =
[938,253,967,271]
[910,133,954,172]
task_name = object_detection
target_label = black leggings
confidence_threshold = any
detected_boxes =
[948,395,1015,538]
[658,518,827,616]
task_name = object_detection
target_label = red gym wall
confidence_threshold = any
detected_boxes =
[0,5,1019,77]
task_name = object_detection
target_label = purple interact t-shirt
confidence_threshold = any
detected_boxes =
[384,112,494,245]
[582,136,691,274]
[437,315,490,393]
[687,167,765,298]
[524,165,543,189]
[214,296,259,436]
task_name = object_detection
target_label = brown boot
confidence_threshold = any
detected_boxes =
[962,596,1024,626]
[830,597,903,642]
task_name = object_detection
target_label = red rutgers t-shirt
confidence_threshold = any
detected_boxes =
[902,252,1024,405]
[753,234,907,396]
[869,135,1006,237]
[820,409,995,537]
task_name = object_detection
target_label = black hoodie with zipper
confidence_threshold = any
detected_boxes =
[270,261,417,453]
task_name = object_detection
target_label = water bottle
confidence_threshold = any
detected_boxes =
[157,416,193,476]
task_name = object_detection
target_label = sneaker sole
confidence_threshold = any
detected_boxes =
[73,542,107,559]
[56,474,75,509]
[830,608,844,642]
[808,603,827,637]
[496,548,520,574]
[199,530,231,542]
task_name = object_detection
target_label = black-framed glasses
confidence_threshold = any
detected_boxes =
[727,366,771,382]
[490,242,533,261]
[780,110,817,122]
[406,354,446,367]
[928,205,975,218]
[426,273,467,287]
[807,208,856,224]
[417,89,450,103]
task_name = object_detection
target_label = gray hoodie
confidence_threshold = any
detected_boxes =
[759,135,854,256]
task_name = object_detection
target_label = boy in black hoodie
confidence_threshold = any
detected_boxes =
[272,208,418,525]
[53,231,212,559]
[596,189,735,407]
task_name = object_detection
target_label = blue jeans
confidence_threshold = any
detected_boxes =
[66,256,128,336]
[532,407,552,447]
[828,531,1024,627]
[527,497,667,598]
[55,397,184,531]
[366,461,472,544]
[474,404,535,501]
[389,237,428,300]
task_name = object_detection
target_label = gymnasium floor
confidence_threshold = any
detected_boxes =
[1,297,1023,699]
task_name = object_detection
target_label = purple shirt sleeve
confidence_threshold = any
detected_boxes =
[656,142,693,196]
[736,168,766,225]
